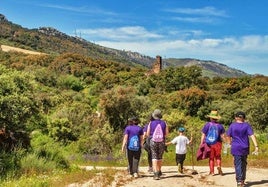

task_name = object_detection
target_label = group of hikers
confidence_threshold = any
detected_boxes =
[121,109,258,187]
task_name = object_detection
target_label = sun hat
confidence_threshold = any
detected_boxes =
[235,111,246,119]
[178,127,185,132]
[206,110,221,120]
[152,109,162,119]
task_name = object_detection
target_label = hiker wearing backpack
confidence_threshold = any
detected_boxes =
[146,109,169,180]
[226,111,258,187]
[200,110,226,176]
[121,116,144,178]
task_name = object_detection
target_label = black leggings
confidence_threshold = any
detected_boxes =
[176,153,186,168]
[127,149,141,174]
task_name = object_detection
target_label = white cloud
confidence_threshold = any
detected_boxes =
[172,16,216,23]
[77,26,163,41]
[164,6,228,17]
[38,3,116,16]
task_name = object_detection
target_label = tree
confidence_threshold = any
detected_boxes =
[99,86,150,131]
[0,65,40,152]
[0,66,39,131]
[176,87,208,116]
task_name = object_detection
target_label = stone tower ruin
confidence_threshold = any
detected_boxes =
[152,55,162,74]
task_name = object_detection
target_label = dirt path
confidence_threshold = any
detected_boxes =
[123,166,268,187]
[80,165,268,187]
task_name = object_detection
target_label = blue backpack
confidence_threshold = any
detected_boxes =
[205,123,219,145]
[128,135,140,151]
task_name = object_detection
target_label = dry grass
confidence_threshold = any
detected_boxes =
[0,45,45,55]
[49,168,133,187]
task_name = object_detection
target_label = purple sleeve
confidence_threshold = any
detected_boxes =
[226,124,232,136]
[123,126,130,135]
[143,124,148,134]
[201,122,210,134]
[247,123,254,136]
[220,124,225,134]
[139,128,144,136]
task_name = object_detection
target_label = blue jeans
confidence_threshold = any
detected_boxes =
[233,155,247,183]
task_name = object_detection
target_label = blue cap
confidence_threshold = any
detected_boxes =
[178,127,185,132]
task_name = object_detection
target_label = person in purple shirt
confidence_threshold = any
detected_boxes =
[121,116,143,178]
[146,109,169,180]
[200,110,226,176]
[226,111,258,187]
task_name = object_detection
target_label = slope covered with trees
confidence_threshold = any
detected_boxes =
[0,13,267,185]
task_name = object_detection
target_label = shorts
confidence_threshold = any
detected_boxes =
[150,140,165,160]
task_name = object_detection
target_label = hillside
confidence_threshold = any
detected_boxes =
[165,58,248,77]
[0,13,248,77]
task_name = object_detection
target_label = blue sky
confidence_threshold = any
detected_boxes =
[1,0,268,75]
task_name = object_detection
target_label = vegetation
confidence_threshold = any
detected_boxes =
[0,14,267,186]
[0,49,267,185]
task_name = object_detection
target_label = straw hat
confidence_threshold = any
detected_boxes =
[206,110,221,120]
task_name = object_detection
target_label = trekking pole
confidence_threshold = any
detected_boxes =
[191,132,198,175]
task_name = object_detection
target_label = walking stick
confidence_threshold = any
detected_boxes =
[191,132,198,175]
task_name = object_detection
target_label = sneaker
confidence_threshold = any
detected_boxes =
[237,181,245,187]
[148,167,153,173]
[178,164,183,174]
[153,172,160,180]
[217,167,223,175]
[209,172,215,176]
[133,173,139,178]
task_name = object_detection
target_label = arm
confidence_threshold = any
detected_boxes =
[139,134,144,148]
[165,124,169,137]
[146,123,151,137]
[189,133,193,144]
[220,133,227,143]
[121,134,128,152]
[226,136,232,145]
[165,141,172,146]
[200,132,205,145]
[250,134,259,153]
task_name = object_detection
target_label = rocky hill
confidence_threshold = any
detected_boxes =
[0,13,248,77]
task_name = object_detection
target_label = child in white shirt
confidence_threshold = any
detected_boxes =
[166,127,192,174]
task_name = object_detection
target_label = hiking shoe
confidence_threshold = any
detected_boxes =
[178,167,183,174]
[133,173,139,178]
[153,172,160,180]
[217,167,223,175]
[178,164,183,174]
[209,172,215,176]
[148,167,153,173]
[237,181,245,187]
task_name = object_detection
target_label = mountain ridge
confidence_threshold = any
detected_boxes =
[0,13,248,77]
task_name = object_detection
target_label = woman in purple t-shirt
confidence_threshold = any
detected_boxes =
[226,111,258,187]
[121,117,143,178]
[146,109,169,180]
